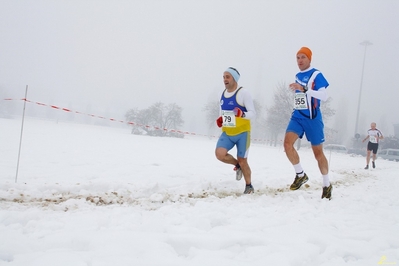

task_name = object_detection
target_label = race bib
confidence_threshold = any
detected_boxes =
[222,110,236,127]
[370,136,377,143]
[294,93,308,110]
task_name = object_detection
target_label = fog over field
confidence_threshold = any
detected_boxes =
[1,0,398,141]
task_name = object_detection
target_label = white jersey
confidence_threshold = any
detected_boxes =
[367,128,383,144]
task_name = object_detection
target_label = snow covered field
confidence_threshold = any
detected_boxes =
[1,117,398,266]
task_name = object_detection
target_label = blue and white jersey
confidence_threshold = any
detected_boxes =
[292,68,329,120]
[220,87,248,112]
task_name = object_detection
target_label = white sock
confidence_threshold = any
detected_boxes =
[322,174,330,187]
[293,163,304,177]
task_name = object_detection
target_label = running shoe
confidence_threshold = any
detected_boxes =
[364,165,369,170]
[372,161,375,169]
[290,173,309,190]
[321,184,333,200]
[234,166,243,181]
[243,184,254,194]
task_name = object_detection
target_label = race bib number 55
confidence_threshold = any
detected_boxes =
[294,93,308,110]
[222,110,236,127]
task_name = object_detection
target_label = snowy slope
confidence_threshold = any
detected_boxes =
[1,117,398,266]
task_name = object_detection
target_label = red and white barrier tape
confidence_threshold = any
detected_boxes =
[3,98,287,142]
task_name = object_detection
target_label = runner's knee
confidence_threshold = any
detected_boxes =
[215,148,226,160]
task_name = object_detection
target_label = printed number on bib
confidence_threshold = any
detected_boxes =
[370,136,377,143]
[294,93,308,110]
[222,110,236,127]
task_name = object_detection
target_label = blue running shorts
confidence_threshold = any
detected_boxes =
[216,131,250,158]
[286,116,325,146]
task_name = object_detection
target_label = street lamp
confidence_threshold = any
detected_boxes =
[354,40,372,138]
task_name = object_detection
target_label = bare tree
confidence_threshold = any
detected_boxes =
[263,83,293,145]
[203,100,220,129]
[162,103,184,132]
[125,102,184,137]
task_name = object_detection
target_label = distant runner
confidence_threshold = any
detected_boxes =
[362,122,384,169]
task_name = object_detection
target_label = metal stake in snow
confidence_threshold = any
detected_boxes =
[328,148,332,167]
[15,85,28,183]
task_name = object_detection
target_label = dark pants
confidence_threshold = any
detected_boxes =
[367,142,379,154]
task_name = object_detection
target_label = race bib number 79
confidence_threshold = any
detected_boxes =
[222,110,236,127]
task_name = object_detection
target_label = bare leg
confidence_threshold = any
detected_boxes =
[311,144,329,175]
[215,147,252,185]
[215,147,238,166]
[284,132,300,164]
[366,150,371,165]
[237,157,251,185]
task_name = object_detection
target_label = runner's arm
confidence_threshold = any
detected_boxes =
[239,90,256,120]
[307,87,328,101]
[378,130,384,139]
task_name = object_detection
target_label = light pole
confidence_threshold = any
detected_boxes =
[354,40,372,137]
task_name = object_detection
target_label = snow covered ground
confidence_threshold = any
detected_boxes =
[0,117,398,266]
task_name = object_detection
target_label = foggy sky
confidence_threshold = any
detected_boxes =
[1,0,398,136]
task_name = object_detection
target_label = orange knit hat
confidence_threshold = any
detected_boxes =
[297,47,312,61]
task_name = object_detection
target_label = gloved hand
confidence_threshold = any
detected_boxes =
[216,116,223,128]
[233,107,244,117]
